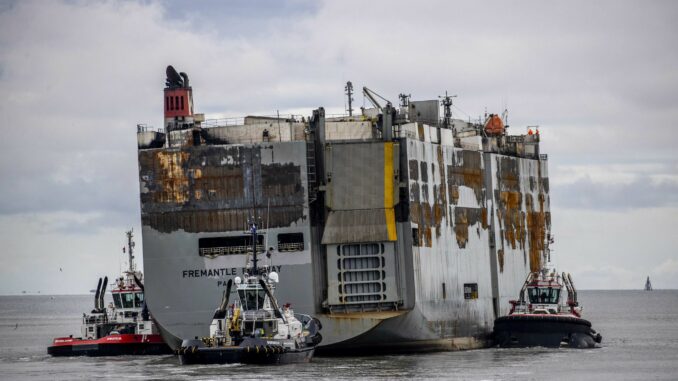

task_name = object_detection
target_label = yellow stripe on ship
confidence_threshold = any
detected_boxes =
[384,142,397,241]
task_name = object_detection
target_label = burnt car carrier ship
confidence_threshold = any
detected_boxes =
[135,66,552,353]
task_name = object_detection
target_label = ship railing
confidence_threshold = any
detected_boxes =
[199,244,266,257]
[136,124,162,133]
[199,114,304,129]
[83,313,108,325]
[506,135,525,143]
[200,117,246,127]
[277,242,304,252]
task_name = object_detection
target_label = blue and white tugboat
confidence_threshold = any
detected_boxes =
[493,268,602,349]
[177,221,322,365]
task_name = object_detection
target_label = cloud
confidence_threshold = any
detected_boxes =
[654,259,678,275]
[552,207,678,289]
[551,174,678,210]
[0,0,677,292]
[0,212,136,294]
[568,265,637,290]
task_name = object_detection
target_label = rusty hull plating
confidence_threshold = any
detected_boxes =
[136,66,551,353]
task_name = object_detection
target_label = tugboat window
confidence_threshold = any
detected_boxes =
[134,293,144,308]
[528,287,560,304]
[122,293,135,308]
[239,289,266,311]
[112,293,122,309]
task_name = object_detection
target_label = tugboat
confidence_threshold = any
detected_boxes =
[493,268,602,349]
[177,221,322,365]
[48,230,172,356]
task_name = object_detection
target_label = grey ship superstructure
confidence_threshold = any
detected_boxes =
[136,66,552,352]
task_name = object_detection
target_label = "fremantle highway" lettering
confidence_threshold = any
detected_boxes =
[182,266,282,279]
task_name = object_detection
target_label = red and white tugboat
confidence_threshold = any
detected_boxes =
[493,268,602,348]
[48,230,172,357]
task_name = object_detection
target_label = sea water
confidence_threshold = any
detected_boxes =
[1,290,677,380]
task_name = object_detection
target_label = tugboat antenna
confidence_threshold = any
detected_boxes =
[250,221,258,276]
[126,229,135,273]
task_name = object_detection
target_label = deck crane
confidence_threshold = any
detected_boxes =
[362,86,395,141]
[362,86,392,111]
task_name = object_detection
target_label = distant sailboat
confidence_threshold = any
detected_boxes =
[645,276,653,291]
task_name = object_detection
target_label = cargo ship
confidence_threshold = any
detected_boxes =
[136,66,552,353]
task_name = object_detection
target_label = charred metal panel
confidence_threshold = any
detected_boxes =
[138,142,307,233]
[447,150,484,206]
[137,130,166,149]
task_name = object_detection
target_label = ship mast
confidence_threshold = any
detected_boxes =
[345,81,354,117]
[440,91,457,131]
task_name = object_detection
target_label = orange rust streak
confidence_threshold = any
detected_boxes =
[526,192,547,272]
[155,151,190,203]
[498,191,524,250]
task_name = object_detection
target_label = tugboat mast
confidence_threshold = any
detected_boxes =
[250,222,259,276]
[125,229,135,273]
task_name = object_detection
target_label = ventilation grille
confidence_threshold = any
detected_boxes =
[335,243,388,304]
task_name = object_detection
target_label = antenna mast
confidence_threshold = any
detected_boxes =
[345,81,354,116]
[399,93,411,108]
[440,91,457,130]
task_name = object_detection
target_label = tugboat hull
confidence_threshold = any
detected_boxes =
[493,315,602,349]
[178,344,314,365]
[47,334,172,357]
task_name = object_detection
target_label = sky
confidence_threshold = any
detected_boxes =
[0,0,676,294]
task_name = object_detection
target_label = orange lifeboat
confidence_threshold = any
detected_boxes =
[484,114,504,136]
